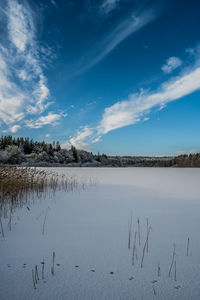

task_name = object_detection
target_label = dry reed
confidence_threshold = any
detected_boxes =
[0,216,4,238]
[132,231,137,265]
[169,244,176,277]
[41,260,45,280]
[128,215,132,249]
[157,263,161,277]
[32,269,36,289]
[0,166,79,230]
[186,237,190,256]
[153,286,156,296]
[137,218,141,246]
[42,207,50,235]
[35,265,39,283]
[51,251,56,275]
[141,227,151,268]
[146,218,149,253]
[174,260,177,281]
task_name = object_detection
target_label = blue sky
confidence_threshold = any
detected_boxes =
[0,0,200,155]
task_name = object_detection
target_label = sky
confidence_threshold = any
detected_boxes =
[0,0,200,156]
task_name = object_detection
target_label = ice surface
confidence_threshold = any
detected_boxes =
[0,168,200,300]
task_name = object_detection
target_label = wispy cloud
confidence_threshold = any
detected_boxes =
[68,60,200,149]
[71,8,158,77]
[0,48,26,124]
[0,0,63,132]
[7,0,34,52]
[26,112,66,129]
[161,56,183,74]
[98,67,200,134]
[70,127,94,149]
[99,0,120,15]
[50,0,57,7]
[10,125,21,133]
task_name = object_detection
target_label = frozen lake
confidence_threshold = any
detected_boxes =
[0,168,200,300]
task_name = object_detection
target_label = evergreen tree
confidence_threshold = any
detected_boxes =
[71,145,79,162]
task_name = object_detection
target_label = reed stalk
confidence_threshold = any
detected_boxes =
[128,215,132,249]
[157,263,161,277]
[153,286,156,296]
[186,237,190,256]
[174,260,177,281]
[132,231,137,265]
[42,207,50,235]
[168,244,176,277]
[32,269,36,289]
[35,265,39,283]
[0,216,4,238]
[51,251,56,275]
[137,218,141,246]
[141,227,151,268]
[41,260,45,280]
[146,218,149,253]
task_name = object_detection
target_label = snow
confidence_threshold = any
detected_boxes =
[0,168,200,300]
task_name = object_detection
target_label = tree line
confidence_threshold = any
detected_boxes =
[0,135,200,167]
[0,136,61,155]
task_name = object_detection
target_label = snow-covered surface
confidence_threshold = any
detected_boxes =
[0,168,200,300]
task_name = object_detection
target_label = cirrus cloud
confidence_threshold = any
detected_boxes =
[0,0,64,132]
[25,112,66,129]
[161,56,183,74]
[68,59,200,150]
[99,0,120,15]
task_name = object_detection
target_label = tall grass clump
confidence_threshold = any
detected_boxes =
[0,166,79,228]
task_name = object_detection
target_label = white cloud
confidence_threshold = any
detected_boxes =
[100,0,120,15]
[161,56,182,74]
[91,136,102,143]
[10,124,21,133]
[98,67,200,134]
[185,48,195,56]
[69,64,200,150]
[7,0,34,52]
[50,0,57,6]
[26,112,64,129]
[0,52,26,124]
[0,0,63,132]
[18,69,30,81]
[27,75,51,114]
[70,127,94,149]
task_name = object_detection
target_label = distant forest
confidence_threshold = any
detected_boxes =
[0,135,200,167]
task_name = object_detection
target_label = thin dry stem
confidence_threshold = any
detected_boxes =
[146,218,149,253]
[174,260,177,281]
[32,269,36,289]
[35,265,39,283]
[141,227,151,268]
[42,207,50,235]
[42,260,45,280]
[153,286,156,296]
[132,231,137,265]
[186,237,190,256]
[128,216,132,249]
[137,218,141,246]
[51,251,56,275]
[0,216,4,238]
[169,244,176,277]
[157,263,161,277]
